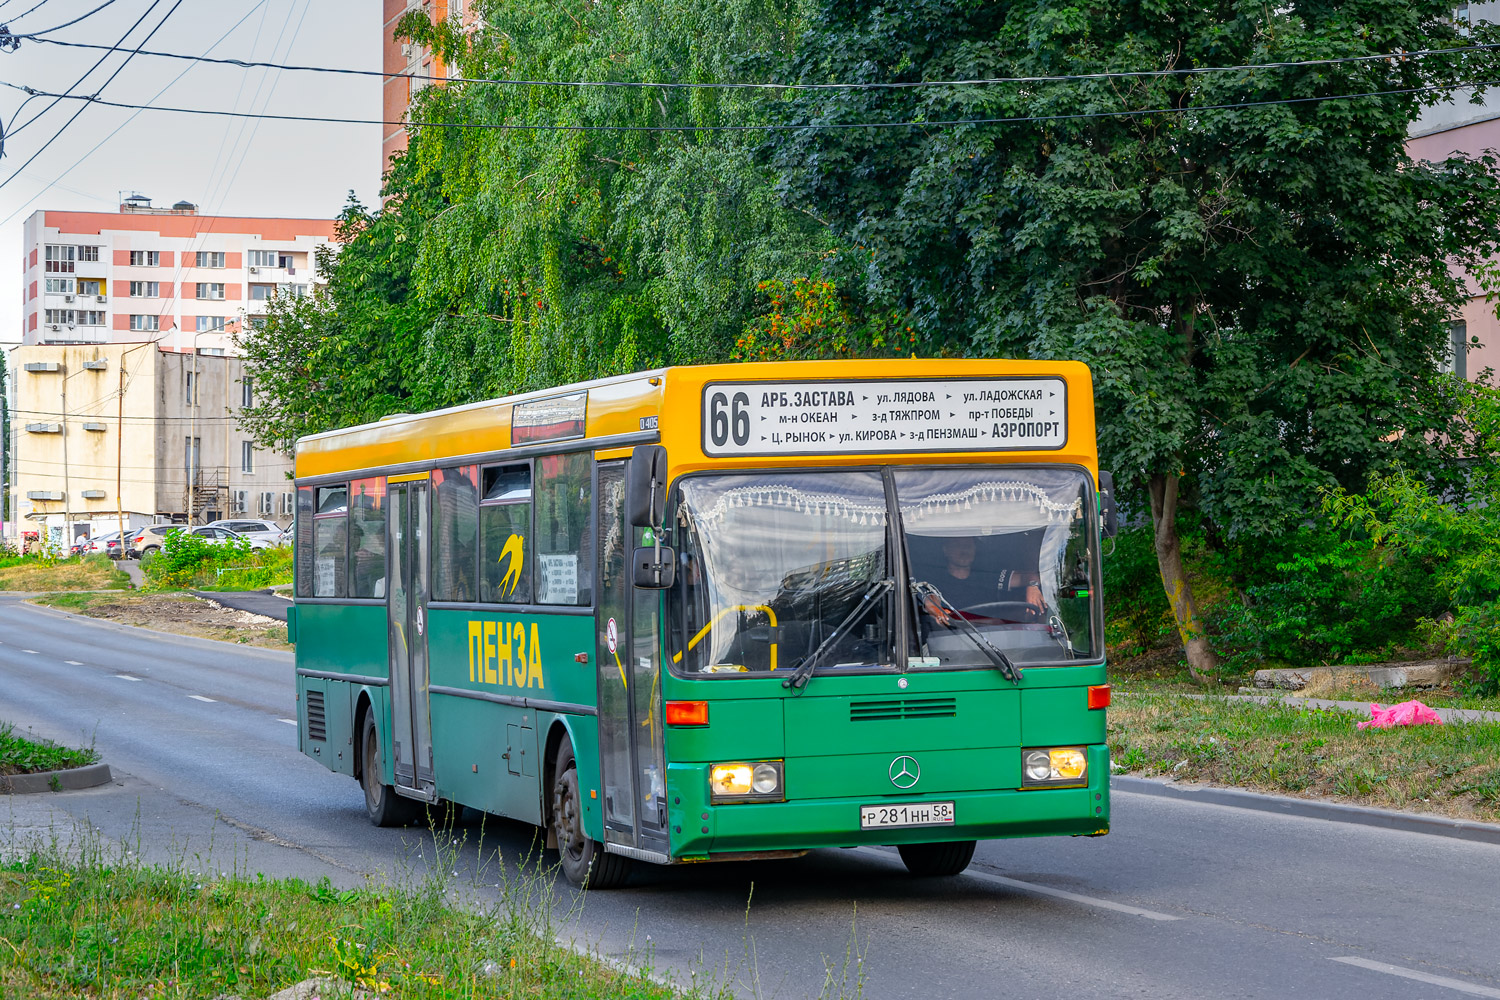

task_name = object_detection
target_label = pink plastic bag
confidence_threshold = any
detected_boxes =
[1356,700,1445,730]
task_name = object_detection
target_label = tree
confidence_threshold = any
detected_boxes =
[767,0,1500,676]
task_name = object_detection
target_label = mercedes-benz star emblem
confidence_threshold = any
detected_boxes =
[889,755,920,789]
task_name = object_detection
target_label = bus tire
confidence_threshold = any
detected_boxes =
[897,840,976,877]
[551,739,630,889]
[360,710,419,828]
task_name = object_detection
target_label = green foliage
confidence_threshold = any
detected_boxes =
[237,0,874,451]
[0,722,99,776]
[141,531,291,591]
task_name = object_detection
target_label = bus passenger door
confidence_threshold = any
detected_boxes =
[596,462,669,855]
[388,481,437,801]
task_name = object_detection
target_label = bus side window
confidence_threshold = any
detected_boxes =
[433,466,479,602]
[295,486,314,598]
[480,463,532,603]
[349,477,387,598]
[313,484,348,598]
[535,452,591,606]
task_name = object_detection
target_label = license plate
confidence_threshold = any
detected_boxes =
[859,801,955,829]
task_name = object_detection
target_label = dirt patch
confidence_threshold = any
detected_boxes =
[33,593,290,651]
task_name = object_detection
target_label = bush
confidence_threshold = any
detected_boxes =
[141,530,292,591]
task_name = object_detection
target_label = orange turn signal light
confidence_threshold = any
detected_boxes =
[1088,684,1111,710]
[665,700,709,726]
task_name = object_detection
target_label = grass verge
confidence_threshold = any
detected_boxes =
[30,592,291,651]
[0,555,130,592]
[1109,693,1500,823]
[0,839,688,1000]
[0,723,99,777]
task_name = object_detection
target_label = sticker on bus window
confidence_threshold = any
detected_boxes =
[538,553,579,604]
[701,378,1067,456]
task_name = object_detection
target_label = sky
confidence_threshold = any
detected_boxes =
[0,0,383,349]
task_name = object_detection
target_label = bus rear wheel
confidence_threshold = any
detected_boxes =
[360,710,419,828]
[898,840,976,877]
[551,739,631,889]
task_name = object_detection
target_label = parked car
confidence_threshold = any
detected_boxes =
[203,518,285,547]
[129,524,183,558]
[276,524,293,547]
[187,525,273,551]
[87,530,123,559]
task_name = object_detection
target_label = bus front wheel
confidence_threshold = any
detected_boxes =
[551,739,631,889]
[360,711,419,828]
[898,840,976,877]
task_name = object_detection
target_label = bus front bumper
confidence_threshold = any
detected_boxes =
[667,744,1110,859]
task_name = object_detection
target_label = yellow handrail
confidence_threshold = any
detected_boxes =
[671,604,780,671]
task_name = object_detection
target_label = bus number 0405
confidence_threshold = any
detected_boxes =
[708,391,751,448]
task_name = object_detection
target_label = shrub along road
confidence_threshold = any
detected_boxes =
[2,593,1499,999]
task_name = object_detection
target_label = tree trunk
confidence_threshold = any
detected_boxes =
[1147,472,1219,682]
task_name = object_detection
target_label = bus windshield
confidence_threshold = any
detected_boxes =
[674,472,892,674]
[671,466,1098,675]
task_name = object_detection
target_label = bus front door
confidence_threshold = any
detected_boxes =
[387,481,436,801]
[596,462,669,857]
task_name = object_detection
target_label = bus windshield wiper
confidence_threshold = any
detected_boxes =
[782,578,893,692]
[910,580,1023,684]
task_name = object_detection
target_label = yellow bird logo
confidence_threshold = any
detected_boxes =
[497,534,525,598]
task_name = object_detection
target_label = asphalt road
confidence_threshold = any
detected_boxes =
[3,592,1499,1000]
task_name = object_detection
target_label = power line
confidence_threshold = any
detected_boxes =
[0,0,181,194]
[12,36,1500,90]
[0,76,1486,133]
[0,0,270,229]
[20,0,118,37]
[7,0,159,136]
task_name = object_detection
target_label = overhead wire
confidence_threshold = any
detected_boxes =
[9,36,1500,90]
[17,0,118,37]
[0,75,1486,133]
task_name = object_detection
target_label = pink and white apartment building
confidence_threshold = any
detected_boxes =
[22,199,337,354]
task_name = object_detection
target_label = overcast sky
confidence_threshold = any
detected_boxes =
[0,0,382,348]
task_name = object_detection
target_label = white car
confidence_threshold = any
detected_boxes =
[188,525,273,551]
[204,519,285,547]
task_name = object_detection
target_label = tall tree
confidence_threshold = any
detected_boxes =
[767,0,1500,676]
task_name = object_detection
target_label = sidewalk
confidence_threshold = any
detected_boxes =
[189,589,290,622]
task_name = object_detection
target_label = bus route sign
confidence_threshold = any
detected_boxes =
[701,377,1067,456]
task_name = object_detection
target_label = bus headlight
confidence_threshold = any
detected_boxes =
[1020,747,1088,788]
[710,760,784,803]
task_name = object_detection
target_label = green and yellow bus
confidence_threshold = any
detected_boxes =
[291,359,1115,887]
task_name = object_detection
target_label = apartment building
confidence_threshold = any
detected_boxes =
[382,0,478,175]
[6,342,293,550]
[22,198,337,353]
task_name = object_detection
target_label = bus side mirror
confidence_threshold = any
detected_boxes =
[1098,471,1119,538]
[628,445,668,528]
[633,545,676,589]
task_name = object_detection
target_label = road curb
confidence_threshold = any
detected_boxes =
[0,763,113,795]
[19,600,292,661]
[1112,774,1500,846]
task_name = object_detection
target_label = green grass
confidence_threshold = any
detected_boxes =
[0,555,129,592]
[142,545,292,592]
[0,723,99,777]
[0,834,695,1000]
[1109,693,1500,822]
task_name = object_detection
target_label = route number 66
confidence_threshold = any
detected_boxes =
[708,391,751,448]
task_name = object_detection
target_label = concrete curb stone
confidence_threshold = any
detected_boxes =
[1113,774,1500,846]
[0,762,113,795]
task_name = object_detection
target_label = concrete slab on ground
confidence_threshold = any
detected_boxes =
[188,589,289,622]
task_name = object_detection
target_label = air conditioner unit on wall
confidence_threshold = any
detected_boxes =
[63,294,74,302]
[248,266,259,274]
[96,295,107,303]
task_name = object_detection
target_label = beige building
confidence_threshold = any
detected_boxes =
[6,342,292,549]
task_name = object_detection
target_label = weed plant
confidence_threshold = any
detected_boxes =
[143,531,292,591]
[0,723,99,776]
[0,554,128,592]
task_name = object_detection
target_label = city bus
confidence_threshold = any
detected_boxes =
[290,359,1115,887]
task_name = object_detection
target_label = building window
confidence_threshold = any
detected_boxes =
[242,377,253,408]
[195,251,225,268]
[79,245,100,262]
[1446,321,1469,380]
[242,441,254,474]
[44,277,75,294]
[44,309,76,325]
[129,281,160,297]
[185,370,198,404]
[248,283,274,301]
[79,311,105,326]
[195,316,226,333]
[247,249,282,268]
[45,245,76,272]
[246,316,268,330]
[78,279,103,296]
[185,436,201,483]
[128,314,159,332]
[128,250,160,267]
[196,282,225,300]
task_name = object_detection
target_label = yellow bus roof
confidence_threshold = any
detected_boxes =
[294,359,1096,481]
